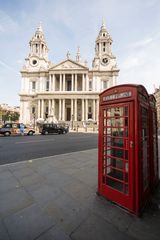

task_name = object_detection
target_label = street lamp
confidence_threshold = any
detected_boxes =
[33,113,36,129]
[71,114,74,130]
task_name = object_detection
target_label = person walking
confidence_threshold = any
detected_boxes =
[20,123,25,135]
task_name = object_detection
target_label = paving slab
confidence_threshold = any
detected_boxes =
[0,188,33,218]
[70,213,135,240]
[4,203,55,240]
[0,219,10,240]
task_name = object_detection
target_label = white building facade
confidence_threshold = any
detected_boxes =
[20,22,119,126]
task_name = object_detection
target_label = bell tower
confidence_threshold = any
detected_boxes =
[29,22,48,60]
[23,22,49,70]
[92,20,117,71]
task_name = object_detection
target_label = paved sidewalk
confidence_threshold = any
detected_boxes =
[0,149,160,240]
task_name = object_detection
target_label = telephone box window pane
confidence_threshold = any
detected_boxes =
[103,128,107,135]
[107,118,124,127]
[111,128,127,137]
[125,118,128,127]
[106,128,111,135]
[106,106,128,117]
[107,157,124,170]
[107,147,124,159]
[106,136,111,146]
[107,168,123,180]
[124,107,128,116]
[125,184,128,194]
[115,118,124,127]
[106,177,124,193]
[111,138,124,148]
[125,150,128,160]
[125,162,129,172]
[125,173,128,183]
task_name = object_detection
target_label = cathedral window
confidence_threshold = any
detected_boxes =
[103,42,106,46]
[36,44,38,53]
[46,81,49,91]
[67,80,71,91]
[32,81,36,91]
[32,107,35,114]
[46,106,48,113]
[88,107,92,119]
[89,81,92,91]
[103,33,105,37]
[103,80,108,89]
[103,48,105,52]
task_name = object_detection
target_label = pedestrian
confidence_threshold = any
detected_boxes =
[20,123,24,135]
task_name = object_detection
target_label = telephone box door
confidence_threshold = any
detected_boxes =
[99,102,134,211]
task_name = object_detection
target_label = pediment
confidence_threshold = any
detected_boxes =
[49,59,88,70]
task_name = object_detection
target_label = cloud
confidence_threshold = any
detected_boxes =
[0,10,19,34]
[0,60,19,74]
[130,38,153,48]
[118,32,160,92]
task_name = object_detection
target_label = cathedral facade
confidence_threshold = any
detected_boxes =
[19,22,119,126]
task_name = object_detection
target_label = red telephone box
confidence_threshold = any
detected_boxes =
[149,94,159,190]
[98,84,151,215]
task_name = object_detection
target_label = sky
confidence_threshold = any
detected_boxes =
[0,0,160,106]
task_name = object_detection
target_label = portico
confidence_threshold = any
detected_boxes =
[36,97,99,122]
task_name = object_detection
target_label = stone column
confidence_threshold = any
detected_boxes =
[71,74,74,91]
[86,75,89,91]
[96,99,99,121]
[82,74,85,91]
[62,99,65,121]
[38,99,41,119]
[60,74,62,91]
[49,75,52,91]
[82,99,84,121]
[63,74,65,91]
[52,99,55,122]
[74,99,77,121]
[112,75,116,86]
[48,99,51,116]
[85,99,88,120]
[93,99,96,120]
[52,99,55,113]
[75,74,77,91]
[53,74,55,91]
[41,99,44,119]
[92,78,95,91]
[71,99,74,117]
[59,99,62,120]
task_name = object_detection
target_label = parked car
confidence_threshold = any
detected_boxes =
[0,123,35,136]
[39,123,69,135]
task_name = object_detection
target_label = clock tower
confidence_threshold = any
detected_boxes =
[92,21,118,71]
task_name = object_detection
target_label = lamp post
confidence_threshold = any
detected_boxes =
[71,114,74,130]
[33,113,36,129]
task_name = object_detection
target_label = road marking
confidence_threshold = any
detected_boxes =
[15,139,55,144]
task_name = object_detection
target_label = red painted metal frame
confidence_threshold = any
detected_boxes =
[98,84,151,216]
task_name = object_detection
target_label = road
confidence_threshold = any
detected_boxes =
[0,133,98,165]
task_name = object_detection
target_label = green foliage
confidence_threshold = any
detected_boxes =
[2,111,19,122]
